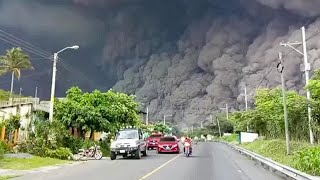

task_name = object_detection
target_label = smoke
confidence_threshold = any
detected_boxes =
[1,0,320,128]
[253,0,320,17]
[0,0,104,47]
[107,0,320,128]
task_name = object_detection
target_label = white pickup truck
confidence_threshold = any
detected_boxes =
[110,128,148,160]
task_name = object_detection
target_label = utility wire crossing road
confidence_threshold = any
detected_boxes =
[14,142,283,180]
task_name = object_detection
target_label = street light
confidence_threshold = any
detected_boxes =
[163,114,172,125]
[48,45,79,122]
[280,26,314,144]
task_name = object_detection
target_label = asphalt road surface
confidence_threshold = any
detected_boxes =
[13,142,283,180]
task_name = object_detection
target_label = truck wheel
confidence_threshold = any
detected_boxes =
[135,147,141,159]
[142,147,148,156]
[110,152,116,160]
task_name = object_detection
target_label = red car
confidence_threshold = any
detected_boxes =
[157,136,180,154]
[147,133,163,150]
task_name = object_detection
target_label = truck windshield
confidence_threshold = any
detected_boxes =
[116,130,139,139]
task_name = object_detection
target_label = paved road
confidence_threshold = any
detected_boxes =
[13,142,283,180]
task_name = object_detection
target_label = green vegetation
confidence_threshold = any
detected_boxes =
[0,175,18,180]
[240,139,320,176]
[218,134,239,143]
[54,86,141,138]
[0,156,68,170]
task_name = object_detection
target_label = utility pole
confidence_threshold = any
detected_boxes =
[302,26,314,144]
[146,107,149,125]
[49,53,57,123]
[34,87,38,109]
[35,87,38,99]
[244,85,248,111]
[163,115,172,125]
[19,87,23,97]
[220,104,228,121]
[215,115,222,137]
[277,52,290,155]
[244,85,249,132]
[280,26,314,144]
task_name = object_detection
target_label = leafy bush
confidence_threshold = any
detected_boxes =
[294,147,320,175]
[99,140,110,157]
[44,147,72,160]
[62,136,85,154]
[0,141,10,159]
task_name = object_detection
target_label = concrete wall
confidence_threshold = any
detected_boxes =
[0,103,33,142]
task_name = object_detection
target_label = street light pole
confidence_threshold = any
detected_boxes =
[19,88,23,97]
[244,86,248,111]
[146,107,149,125]
[278,52,290,155]
[302,26,314,144]
[280,26,314,144]
[243,85,249,132]
[34,87,38,109]
[163,115,172,125]
[49,45,79,123]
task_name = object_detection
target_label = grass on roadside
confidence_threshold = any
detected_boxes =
[218,134,239,144]
[0,175,19,180]
[0,156,69,170]
[240,139,320,175]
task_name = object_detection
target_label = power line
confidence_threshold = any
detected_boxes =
[0,29,95,87]
[0,30,52,57]
[246,25,320,96]
[0,69,51,86]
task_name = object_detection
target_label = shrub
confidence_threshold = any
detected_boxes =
[16,140,34,153]
[294,146,320,175]
[99,140,110,157]
[0,141,10,159]
[62,136,84,154]
[45,147,72,160]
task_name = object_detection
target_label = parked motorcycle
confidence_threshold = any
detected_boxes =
[184,142,191,157]
[78,143,103,160]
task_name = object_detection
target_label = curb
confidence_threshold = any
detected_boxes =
[220,141,320,180]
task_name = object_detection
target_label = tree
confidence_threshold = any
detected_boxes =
[153,122,170,134]
[0,47,33,99]
[306,69,320,141]
[54,87,141,139]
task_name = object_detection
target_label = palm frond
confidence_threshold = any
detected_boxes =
[0,47,33,78]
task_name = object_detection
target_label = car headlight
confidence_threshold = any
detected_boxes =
[172,144,178,148]
[130,143,138,147]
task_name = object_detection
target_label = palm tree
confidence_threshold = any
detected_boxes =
[0,47,33,99]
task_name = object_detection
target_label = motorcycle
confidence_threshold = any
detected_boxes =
[78,143,103,160]
[184,142,191,157]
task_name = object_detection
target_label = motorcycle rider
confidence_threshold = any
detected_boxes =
[183,135,192,154]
